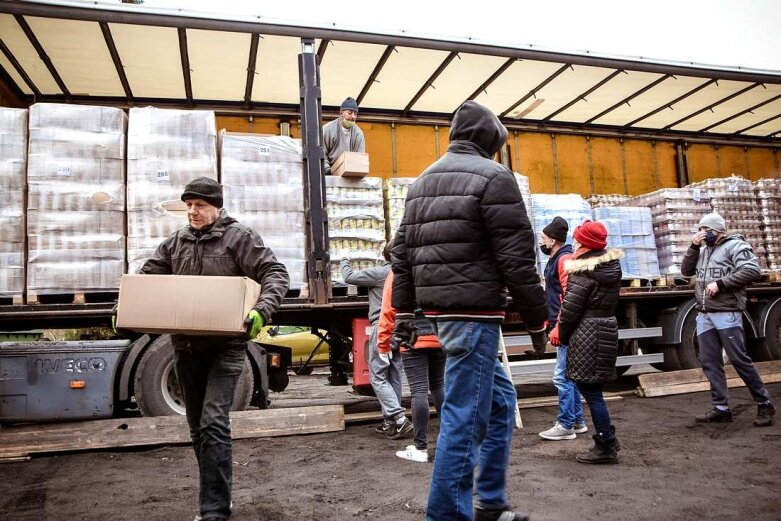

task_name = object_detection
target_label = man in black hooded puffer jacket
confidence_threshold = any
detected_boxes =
[391,101,547,521]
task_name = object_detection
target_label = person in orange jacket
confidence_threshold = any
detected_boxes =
[378,270,445,463]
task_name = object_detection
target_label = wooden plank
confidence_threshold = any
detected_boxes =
[640,372,781,398]
[638,360,781,389]
[0,405,344,460]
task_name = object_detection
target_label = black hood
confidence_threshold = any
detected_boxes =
[448,101,508,158]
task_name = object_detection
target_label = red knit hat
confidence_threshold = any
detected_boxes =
[573,220,608,250]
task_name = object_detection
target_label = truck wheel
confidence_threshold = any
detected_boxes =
[134,335,254,417]
[678,311,703,369]
[761,304,781,360]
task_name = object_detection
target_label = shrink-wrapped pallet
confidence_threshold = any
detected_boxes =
[220,132,306,289]
[624,188,712,275]
[26,103,126,296]
[587,194,631,208]
[127,108,217,273]
[687,176,767,270]
[384,177,415,241]
[514,173,535,235]
[0,108,27,299]
[593,206,660,278]
[531,194,592,276]
[325,177,385,284]
[754,179,781,271]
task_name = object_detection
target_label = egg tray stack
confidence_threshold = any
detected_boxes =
[126,107,217,274]
[623,188,713,275]
[325,177,386,284]
[384,177,415,242]
[593,206,660,278]
[587,194,631,208]
[687,176,767,270]
[754,178,781,271]
[0,108,28,300]
[530,194,592,276]
[220,133,307,289]
[26,103,127,296]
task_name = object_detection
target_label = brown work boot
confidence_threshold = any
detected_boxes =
[755,402,775,427]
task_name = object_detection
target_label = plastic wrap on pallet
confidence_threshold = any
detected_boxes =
[587,194,631,208]
[325,176,385,284]
[623,187,712,275]
[687,176,767,270]
[531,194,592,275]
[384,177,415,241]
[220,132,306,289]
[594,207,660,278]
[513,173,535,235]
[754,178,781,272]
[26,103,126,294]
[127,107,217,273]
[0,108,27,297]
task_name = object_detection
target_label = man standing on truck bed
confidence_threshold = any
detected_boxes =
[140,177,289,521]
[391,100,548,521]
[681,212,775,427]
[322,96,365,175]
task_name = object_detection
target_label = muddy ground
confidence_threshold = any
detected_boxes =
[1,372,779,521]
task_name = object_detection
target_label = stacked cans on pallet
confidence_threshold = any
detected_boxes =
[26,103,127,295]
[384,177,414,241]
[587,194,631,208]
[530,194,592,276]
[623,188,712,275]
[0,108,27,299]
[126,108,217,274]
[593,207,660,278]
[754,178,781,270]
[325,177,386,284]
[220,132,307,289]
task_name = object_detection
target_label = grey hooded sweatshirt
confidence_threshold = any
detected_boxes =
[681,234,761,312]
[322,118,365,174]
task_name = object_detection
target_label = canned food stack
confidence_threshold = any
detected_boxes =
[127,108,217,273]
[384,177,415,240]
[325,177,386,284]
[0,108,28,299]
[754,178,781,271]
[26,103,126,295]
[687,176,767,270]
[530,194,592,276]
[624,188,712,275]
[514,173,535,235]
[593,206,660,278]
[587,194,631,208]
[220,132,307,289]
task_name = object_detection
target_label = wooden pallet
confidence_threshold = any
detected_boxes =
[0,295,24,306]
[760,272,781,283]
[638,360,781,398]
[25,291,119,305]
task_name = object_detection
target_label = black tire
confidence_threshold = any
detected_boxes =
[677,311,702,370]
[133,335,254,417]
[761,303,781,360]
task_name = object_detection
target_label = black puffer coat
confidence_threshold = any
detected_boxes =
[558,249,623,383]
[391,101,546,328]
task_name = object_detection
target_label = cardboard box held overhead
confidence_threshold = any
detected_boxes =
[332,151,369,178]
[116,274,260,335]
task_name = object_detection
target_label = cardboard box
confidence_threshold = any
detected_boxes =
[332,151,369,178]
[116,274,260,335]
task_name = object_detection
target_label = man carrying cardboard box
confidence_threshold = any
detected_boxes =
[322,96,365,175]
[139,177,289,521]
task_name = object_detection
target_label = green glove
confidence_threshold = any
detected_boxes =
[245,310,265,339]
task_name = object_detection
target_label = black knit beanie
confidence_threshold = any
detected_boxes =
[181,177,223,208]
[340,97,359,112]
[542,216,568,243]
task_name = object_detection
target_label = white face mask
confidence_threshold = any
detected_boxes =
[341,119,355,129]
[572,240,581,251]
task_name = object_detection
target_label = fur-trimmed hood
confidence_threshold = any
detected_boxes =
[564,248,623,285]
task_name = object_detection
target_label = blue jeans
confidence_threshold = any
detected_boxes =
[553,344,583,429]
[174,346,246,520]
[575,382,613,440]
[367,323,405,421]
[427,321,516,521]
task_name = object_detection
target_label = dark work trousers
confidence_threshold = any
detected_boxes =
[174,346,246,521]
[575,382,614,440]
[696,311,772,407]
[401,347,446,450]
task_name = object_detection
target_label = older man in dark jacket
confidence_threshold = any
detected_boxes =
[141,177,289,521]
[392,101,547,521]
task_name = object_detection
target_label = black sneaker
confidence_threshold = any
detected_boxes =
[755,402,776,427]
[386,418,414,440]
[374,420,392,434]
[695,407,733,423]
[474,506,530,521]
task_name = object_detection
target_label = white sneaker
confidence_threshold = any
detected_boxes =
[573,422,588,434]
[539,422,576,440]
[395,444,428,463]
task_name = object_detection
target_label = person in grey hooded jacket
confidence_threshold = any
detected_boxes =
[323,97,365,175]
[681,212,775,427]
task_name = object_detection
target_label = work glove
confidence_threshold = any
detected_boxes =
[549,326,560,347]
[244,310,265,340]
[392,313,418,351]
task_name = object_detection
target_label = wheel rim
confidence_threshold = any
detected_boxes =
[161,359,186,415]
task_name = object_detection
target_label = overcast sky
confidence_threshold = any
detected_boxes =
[99,0,781,71]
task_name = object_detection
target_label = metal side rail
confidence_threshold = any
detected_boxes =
[506,327,663,376]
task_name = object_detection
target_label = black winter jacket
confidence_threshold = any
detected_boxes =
[391,101,547,328]
[140,210,290,350]
[558,249,623,384]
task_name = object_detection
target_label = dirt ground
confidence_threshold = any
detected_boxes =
[1,372,779,521]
